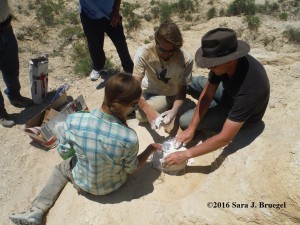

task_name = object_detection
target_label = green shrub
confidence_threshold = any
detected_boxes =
[121,2,139,18]
[74,57,92,76]
[121,2,142,33]
[150,0,159,6]
[283,27,300,43]
[16,25,46,42]
[280,0,299,13]
[263,35,276,46]
[150,6,160,19]
[175,0,196,14]
[125,16,142,33]
[63,11,79,25]
[207,7,217,20]
[144,13,152,22]
[279,12,288,20]
[159,2,174,23]
[256,1,279,14]
[255,4,266,13]
[59,26,84,40]
[291,0,300,7]
[243,15,261,31]
[36,0,65,26]
[268,2,279,11]
[71,41,119,76]
[28,1,37,10]
[185,14,193,22]
[219,8,226,17]
[71,41,92,76]
[227,0,256,16]
[104,58,119,72]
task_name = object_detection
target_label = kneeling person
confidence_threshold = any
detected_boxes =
[164,28,270,166]
[133,21,194,129]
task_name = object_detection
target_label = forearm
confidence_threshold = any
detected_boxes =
[113,0,121,14]
[172,85,186,112]
[138,94,153,115]
[187,82,217,131]
[171,99,184,112]
[186,134,230,159]
[133,75,152,114]
[187,119,243,159]
[136,145,157,168]
[188,95,211,131]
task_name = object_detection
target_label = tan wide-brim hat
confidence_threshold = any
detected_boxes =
[195,28,250,68]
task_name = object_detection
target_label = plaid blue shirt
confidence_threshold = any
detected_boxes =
[57,109,139,195]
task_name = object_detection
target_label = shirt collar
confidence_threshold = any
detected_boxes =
[90,108,123,125]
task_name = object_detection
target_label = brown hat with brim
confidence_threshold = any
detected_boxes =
[195,28,250,68]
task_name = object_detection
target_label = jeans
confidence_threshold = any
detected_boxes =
[32,157,78,212]
[180,76,230,131]
[80,12,133,73]
[0,26,21,101]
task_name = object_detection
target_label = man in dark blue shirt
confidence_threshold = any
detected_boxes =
[79,0,134,81]
[163,28,270,166]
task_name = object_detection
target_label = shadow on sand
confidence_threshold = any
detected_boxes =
[42,164,161,224]
[81,162,161,204]
[185,120,266,174]
[95,70,118,90]
[10,91,77,125]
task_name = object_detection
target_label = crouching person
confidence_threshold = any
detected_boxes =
[9,73,161,225]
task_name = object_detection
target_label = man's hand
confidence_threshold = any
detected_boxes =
[110,13,120,27]
[161,109,176,126]
[162,151,188,167]
[175,127,195,145]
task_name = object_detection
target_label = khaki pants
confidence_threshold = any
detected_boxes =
[135,93,195,123]
[32,157,78,212]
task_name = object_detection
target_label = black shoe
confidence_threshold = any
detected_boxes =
[0,113,15,128]
[9,95,33,108]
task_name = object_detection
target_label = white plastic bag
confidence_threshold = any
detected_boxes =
[152,137,187,175]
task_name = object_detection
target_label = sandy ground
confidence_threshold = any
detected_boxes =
[1,0,300,224]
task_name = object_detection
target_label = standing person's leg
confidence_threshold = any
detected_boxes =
[9,157,76,224]
[106,16,134,73]
[80,12,106,80]
[0,26,32,107]
[0,26,21,100]
[0,91,15,127]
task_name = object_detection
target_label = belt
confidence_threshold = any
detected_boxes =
[0,16,12,32]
